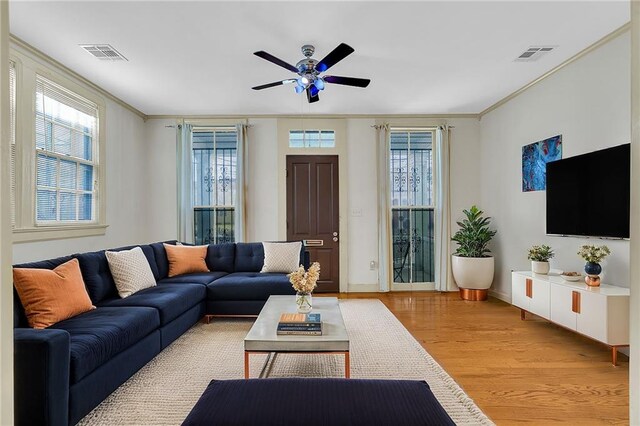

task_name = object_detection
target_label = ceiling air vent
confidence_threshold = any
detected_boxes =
[514,46,556,62]
[80,44,128,61]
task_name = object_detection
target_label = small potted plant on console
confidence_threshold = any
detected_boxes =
[527,244,554,274]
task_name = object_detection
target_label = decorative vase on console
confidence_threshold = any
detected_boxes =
[577,244,610,287]
[288,262,321,313]
[527,244,554,275]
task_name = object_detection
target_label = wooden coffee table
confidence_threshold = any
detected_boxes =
[244,296,350,378]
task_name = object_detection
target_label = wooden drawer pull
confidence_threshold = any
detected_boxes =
[526,279,533,298]
[572,291,581,313]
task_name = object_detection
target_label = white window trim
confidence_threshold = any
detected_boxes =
[10,48,107,243]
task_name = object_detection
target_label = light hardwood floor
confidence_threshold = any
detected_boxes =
[331,292,629,425]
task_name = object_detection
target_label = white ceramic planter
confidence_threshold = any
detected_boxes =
[531,261,550,275]
[451,255,495,301]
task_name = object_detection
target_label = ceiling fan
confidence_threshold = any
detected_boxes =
[251,43,371,103]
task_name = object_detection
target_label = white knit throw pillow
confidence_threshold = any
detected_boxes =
[106,247,157,298]
[261,242,302,273]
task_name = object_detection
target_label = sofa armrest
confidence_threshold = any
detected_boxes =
[14,328,70,426]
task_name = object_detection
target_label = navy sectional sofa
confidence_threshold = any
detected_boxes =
[13,241,307,426]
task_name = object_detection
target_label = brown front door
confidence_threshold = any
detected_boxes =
[286,155,339,292]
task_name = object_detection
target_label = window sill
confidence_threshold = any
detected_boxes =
[13,224,108,243]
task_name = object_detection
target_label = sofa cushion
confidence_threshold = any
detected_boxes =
[234,243,265,272]
[98,284,205,325]
[261,241,303,273]
[207,272,295,301]
[105,247,157,298]
[13,259,95,329]
[13,255,75,328]
[206,243,236,273]
[158,271,228,286]
[50,306,159,384]
[164,244,209,277]
[75,251,118,304]
[150,241,178,280]
[235,242,305,273]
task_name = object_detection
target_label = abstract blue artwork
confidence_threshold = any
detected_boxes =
[522,135,562,192]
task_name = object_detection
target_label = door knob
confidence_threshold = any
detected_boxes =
[333,237,339,242]
[333,232,338,236]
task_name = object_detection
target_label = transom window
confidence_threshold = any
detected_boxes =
[289,130,335,148]
[192,127,237,244]
[35,76,98,224]
[389,130,435,284]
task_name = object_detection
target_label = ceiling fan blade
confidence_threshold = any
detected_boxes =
[306,87,320,103]
[253,51,299,73]
[316,43,354,72]
[324,75,371,88]
[251,79,296,90]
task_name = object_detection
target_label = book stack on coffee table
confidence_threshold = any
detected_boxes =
[277,313,322,336]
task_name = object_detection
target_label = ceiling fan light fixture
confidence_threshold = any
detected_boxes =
[314,77,325,90]
[294,84,305,94]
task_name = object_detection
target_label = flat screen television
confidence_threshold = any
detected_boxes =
[546,143,630,239]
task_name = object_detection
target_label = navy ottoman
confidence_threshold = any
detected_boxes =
[182,378,455,426]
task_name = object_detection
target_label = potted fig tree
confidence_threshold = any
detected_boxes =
[451,205,497,301]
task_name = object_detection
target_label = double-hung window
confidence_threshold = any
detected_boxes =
[389,129,435,285]
[192,127,237,244]
[35,76,99,224]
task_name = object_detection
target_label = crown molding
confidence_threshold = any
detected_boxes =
[145,113,480,120]
[479,22,631,120]
[9,35,148,120]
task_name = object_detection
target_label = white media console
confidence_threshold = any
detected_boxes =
[511,271,629,365]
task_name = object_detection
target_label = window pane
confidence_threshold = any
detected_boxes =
[79,193,93,220]
[216,208,235,243]
[306,130,320,147]
[79,164,93,191]
[410,208,435,282]
[53,124,72,156]
[37,154,57,188]
[215,146,236,206]
[320,130,335,148]
[59,159,77,190]
[59,192,77,221]
[390,132,409,207]
[36,190,57,221]
[392,209,411,283]
[289,130,304,148]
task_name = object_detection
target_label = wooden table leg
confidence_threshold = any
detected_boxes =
[244,351,250,379]
[612,346,618,367]
[521,309,526,320]
[344,352,350,378]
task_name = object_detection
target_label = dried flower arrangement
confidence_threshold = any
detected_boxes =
[288,262,321,294]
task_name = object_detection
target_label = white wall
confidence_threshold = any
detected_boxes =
[479,32,631,300]
[144,116,481,292]
[143,118,178,242]
[12,99,147,263]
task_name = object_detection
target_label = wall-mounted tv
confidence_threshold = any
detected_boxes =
[546,143,630,239]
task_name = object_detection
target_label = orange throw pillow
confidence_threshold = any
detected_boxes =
[164,243,209,277]
[13,258,95,329]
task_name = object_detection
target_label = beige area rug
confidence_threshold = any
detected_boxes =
[79,299,493,425]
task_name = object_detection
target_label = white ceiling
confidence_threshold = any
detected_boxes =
[9,1,630,116]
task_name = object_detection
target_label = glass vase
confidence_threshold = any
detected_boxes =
[296,291,313,313]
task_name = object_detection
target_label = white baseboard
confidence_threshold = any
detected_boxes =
[489,288,511,303]
[346,283,380,293]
